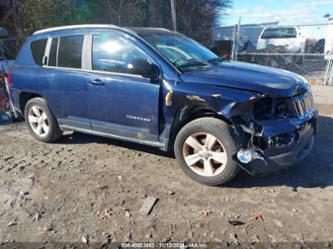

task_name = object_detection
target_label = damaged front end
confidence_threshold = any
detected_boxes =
[232,86,318,175]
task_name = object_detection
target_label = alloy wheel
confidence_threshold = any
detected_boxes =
[182,132,228,177]
[28,106,50,138]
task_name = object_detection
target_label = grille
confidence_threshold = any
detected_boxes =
[277,93,314,118]
[292,94,313,117]
[254,92,314,120]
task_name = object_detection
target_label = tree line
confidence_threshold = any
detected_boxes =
[0,0,231,45]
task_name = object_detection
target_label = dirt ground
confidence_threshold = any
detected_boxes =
[0,85,333,245]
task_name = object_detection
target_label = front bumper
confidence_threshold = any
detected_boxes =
[240,111,318,175]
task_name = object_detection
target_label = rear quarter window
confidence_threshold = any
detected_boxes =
[31,39,48,66]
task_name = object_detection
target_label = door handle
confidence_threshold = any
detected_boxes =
[89,79,105,86]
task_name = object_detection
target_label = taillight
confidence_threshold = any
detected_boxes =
[6,70,11,91]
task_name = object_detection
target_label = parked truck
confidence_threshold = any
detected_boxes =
[257,26,307,53]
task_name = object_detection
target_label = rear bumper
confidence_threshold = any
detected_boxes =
[240,113,317,175]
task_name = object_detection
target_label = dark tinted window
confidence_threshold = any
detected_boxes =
[48,38,58,67]
[92,33,150,75]
[58,35,83,68]
[31,39,47,66]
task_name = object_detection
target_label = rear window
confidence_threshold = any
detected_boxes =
[31,39,47,65]
[261,28,297,39]
[57,35,83,69]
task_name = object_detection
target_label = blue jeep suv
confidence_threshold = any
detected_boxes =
[9,25,318,185]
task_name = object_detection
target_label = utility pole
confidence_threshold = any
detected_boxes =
[118,0,124,26]
[170,0,177,31]
[144,0,150,27]
[231,16,241,61]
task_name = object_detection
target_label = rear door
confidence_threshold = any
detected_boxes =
[39,34,91,129]
[84,30,161,142]
[10,38,49,110]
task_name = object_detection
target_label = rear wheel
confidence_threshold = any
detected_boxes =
[174,117,239,186]
[24,98,62,142]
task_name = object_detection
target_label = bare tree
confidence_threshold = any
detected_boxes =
[1,0,231,45]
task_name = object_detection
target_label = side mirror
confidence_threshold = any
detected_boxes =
[127,58,161,83]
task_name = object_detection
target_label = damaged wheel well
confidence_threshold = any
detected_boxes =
[167,105,231,152]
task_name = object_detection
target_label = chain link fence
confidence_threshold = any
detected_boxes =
[213,20,333,85]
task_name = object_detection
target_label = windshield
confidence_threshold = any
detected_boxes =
[261,28,297,39]
[138,32,221,72]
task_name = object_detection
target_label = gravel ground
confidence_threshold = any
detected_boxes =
[0,85,333,244]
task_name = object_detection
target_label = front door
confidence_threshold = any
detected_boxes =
[85,31,161,142]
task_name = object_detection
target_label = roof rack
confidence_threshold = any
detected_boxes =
[128,27,171,32]
[33,24,119,35]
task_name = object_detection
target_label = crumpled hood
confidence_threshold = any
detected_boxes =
[181,61,309,97]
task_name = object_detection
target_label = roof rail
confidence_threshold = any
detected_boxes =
[128,27,171,32]
[33,24,119,35]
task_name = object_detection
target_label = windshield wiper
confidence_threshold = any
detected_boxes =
[178,59,209,69]
[207,57,226,64]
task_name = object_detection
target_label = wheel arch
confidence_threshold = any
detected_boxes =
[19,92,43,115]
[166,104,231,152]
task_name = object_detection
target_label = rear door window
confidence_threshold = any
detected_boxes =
[48,37,59,67]
[31,39,48,66]
[57,35,84,68]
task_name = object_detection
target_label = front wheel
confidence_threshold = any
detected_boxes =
[174,117,239,186]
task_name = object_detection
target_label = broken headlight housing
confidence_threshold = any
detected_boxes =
[252,97,274,120]
[252,89,314,120]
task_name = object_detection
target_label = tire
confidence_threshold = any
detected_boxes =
[24,97,62,142]
[174,117,239,186]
